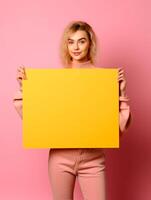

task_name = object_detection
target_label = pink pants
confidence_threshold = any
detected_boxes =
[48,148,106,200]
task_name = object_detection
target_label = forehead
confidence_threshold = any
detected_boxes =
[68,30,88,40]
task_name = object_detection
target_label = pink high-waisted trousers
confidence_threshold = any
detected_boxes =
[48,148,106,200]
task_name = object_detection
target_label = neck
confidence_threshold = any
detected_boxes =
[71,59,94,68]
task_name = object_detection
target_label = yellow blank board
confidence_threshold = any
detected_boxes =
[23,68,119,149]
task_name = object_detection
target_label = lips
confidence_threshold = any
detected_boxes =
[73,52,81,56]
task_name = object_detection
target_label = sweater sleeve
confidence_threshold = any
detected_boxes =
[119,96,132,135]
[12,89,132,133]
[13,89,23,119]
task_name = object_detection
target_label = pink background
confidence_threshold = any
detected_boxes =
[0,0,150,199]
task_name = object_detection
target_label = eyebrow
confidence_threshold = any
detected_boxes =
[68,37,87,41]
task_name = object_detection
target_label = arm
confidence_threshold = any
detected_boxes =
[13,66,27,119]
[13,88,23,119]
[118,67,132,136]
[119,95,132,136]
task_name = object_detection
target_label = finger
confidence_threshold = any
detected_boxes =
[17,72,26,80]
[118,67,123,71]
[17,75,23,80]
[118,74,124,78]
[119,69,124,73]
[17,74,26,81]
[118,73,124,78]
[18,65,25,69]
[21,66,26,74]
[17,68,24,74]
[118,70,124,75]
[17,72,24,79]
[18,66,25,72]
[118,76,124,80]
[21,64,25,68]
[118,78,126,82]
[17,69,26,77]
[17,71,24,76]
[119,73,125,77]
[118,78,125,82]
[17,67,25,73]
[17,77,22,81]
[18,65,27,78]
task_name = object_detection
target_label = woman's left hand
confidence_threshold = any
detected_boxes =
[118,67,127,95]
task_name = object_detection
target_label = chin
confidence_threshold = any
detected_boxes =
[72,56,85,61]
[73,57,82,61]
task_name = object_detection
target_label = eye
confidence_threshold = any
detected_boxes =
[80,40,85,44]
[68,41,73,44]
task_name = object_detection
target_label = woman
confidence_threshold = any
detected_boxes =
[13,21,132,200]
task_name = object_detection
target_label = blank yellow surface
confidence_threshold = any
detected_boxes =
[23,68,119,148]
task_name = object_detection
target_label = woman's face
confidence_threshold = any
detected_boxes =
[67,30,90,62]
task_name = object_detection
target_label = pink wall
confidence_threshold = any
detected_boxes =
[0,0,150,199]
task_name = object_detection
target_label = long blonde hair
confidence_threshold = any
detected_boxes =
[59,20,98,68]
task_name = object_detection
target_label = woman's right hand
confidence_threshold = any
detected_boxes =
[16,65,27,88]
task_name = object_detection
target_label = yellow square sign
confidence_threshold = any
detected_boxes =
[23,68,119,148]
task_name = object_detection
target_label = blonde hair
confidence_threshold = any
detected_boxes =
[59,20,98,68]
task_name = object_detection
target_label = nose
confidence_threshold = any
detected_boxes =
[73,42,79,50]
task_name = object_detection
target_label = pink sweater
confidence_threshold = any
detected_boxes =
[13,63,132,138]
[13,89,132,136]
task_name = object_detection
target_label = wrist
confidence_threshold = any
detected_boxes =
[120,90,126,96]
[19,87,23,92]
[119,96,129,101]
[120,101,130,109]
